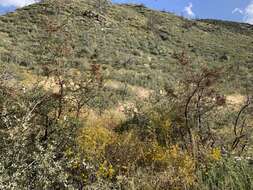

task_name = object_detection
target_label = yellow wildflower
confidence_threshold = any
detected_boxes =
[211,148,221,161]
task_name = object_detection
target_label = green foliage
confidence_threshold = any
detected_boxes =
[197,158,253,190]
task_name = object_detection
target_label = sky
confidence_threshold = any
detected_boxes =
[0,0,253,24]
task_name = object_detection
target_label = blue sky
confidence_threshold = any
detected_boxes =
[0,5,15,14]
[0,0,253,24]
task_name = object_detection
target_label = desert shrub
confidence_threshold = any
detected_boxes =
[104,131,144,175]
[117,104,183,147]
[147,109,173,146]
[77,125,115,161]
[142,144,196,189]
[74,115,197,188]
[104,129,197,188]
[0,83,82,189]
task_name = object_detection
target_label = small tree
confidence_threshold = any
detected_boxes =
[160,51,226,157]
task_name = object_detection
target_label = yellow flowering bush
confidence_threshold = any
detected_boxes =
[77,125,115,160]
[142,141,170,172]
[210,147,221,161]
[168,145,196,187]
[104,131,144,174]
[72,114,199,188]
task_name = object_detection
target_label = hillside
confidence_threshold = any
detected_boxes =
[0,0,253,94]
[0,0,253,189]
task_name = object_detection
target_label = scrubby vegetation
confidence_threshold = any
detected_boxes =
[0,0,253,189]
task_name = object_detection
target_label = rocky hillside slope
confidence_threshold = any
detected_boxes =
[0,0,252,97]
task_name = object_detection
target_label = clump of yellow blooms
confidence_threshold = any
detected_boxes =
[97,161,115,179]
[210,147,222,161]
[170,144,180,159]
[144,142,168,162]
[77,125,115,160]
[74,114,198,187]
[168,145,196,186]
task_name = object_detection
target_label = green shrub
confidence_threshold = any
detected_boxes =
[197,158,253,190]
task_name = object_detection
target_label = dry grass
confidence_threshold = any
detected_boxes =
[226,94,246,106]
